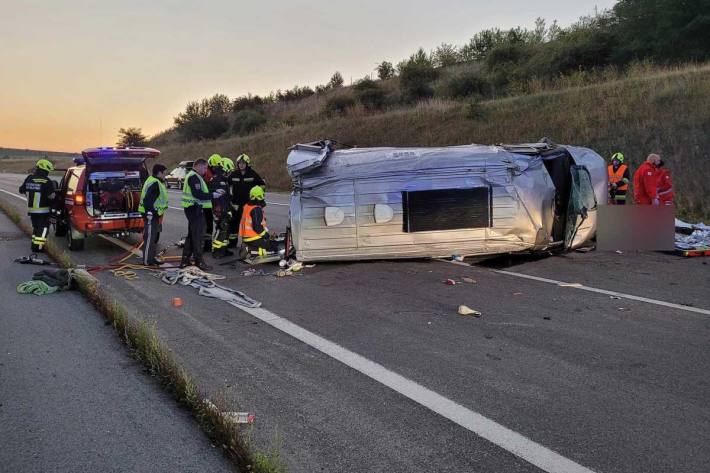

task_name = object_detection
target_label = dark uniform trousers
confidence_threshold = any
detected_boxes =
[30,213,50,252]
[182,205,206,264]
[142,215,161,265]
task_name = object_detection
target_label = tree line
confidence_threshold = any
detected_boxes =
[160,0,709,142]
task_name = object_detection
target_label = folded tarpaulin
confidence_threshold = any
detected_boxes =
[32,269,74,290]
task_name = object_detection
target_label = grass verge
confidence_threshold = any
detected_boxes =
[0,196,287,473]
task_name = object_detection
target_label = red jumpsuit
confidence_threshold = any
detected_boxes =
[633,161,659,205]
[657,168,674,205]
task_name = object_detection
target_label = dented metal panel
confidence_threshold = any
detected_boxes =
[287,142,605,261]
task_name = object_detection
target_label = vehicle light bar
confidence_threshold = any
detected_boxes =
[81,147,160,160]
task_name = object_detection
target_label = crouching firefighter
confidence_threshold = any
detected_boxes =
[19,159,57,253]
[180,159,225,271]
[239,186,278,257]
[209,157,234,258]
[138,164,168,266]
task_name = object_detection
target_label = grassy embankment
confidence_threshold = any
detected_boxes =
[155,63,710,221]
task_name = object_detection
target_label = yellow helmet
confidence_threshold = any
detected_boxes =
[36,159,54,172]
[249,185,265,201]
[236,154,251,165]
[207,154,222,167]
[611,152,625,163]
[221,157,235,172]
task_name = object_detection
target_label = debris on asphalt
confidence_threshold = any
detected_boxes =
[513,292,524,296]
[617,307,630,311]
[160,268,260,308]
[452,254,464,262]
[615,250,623,254]
[14,254,53,265]
[610,296,621,300]
[445,279,457,285]
[224,412,256,424]
[174,237,186,248]
[558,282,583,288]
[575,246,595,253]
[462,277,476,284]
[241,268,268,277]
[171,297,183,308]
[543,316,551,320]
[458,305,481,317]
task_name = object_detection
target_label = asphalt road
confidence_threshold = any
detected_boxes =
[1,172,709,473]
[0,211,235,473]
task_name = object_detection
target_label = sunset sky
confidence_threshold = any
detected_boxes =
[0,0,616,152]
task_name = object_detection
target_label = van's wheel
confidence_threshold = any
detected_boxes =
[55,220,68,237]
[67,226,85,251]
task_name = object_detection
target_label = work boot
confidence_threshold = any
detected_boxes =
[196,261,212,271]
[179,259,190,269]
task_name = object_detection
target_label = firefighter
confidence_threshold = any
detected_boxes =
[209,157,233,258]
[633,153,661,205]
[607,152,630,205]
[228,154,265,248]
[19,159,57,253]
[239,186,277,257]
[180,159,225,270]
[657,160,674,205]
[203,154,221,252]
[138,164,168,266]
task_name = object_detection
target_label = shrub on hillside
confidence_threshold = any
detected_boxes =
[174,94,231,141]
[323,94,356,115]
[445,72,491,98]
[354,78,386,111]
[376,61,395,80]
[328,72,344,89]
[431,43,461,67]
[232,94,265,112]
[232,109,267,136]
[398,48,438,102]
[278,85,315,102]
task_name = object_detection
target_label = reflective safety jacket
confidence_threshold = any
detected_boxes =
[239,202,267,241]
[608,164,629,191]
[19,170,56,214]
[138,176,169,215]
[181,171,213,209]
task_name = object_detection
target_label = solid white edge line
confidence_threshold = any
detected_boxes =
[0,188,24,200]
[236,305,596,473]
[443,259,710,316]
[492,269,710,316]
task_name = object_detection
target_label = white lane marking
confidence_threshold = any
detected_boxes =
[237,305,596,473]
[0,188,24,200]
[444,259,710,316]
[493,269,710,316]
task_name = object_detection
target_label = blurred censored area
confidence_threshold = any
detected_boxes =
[598,205,675,251]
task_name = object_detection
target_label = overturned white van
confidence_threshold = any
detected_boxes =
[285,140,606,262]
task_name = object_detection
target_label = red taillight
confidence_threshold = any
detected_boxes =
[74,194,85,205]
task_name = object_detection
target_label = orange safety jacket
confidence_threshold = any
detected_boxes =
[239,203,267,242]
[608,164,629,191]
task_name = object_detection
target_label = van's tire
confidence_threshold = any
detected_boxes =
[67,226,85,251]
[54,220,68,237]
